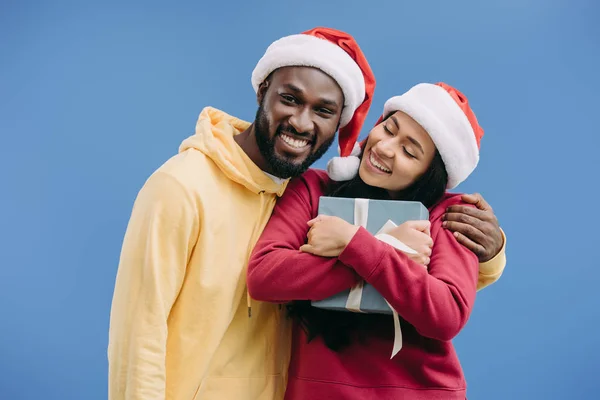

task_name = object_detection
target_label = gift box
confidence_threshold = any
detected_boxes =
[311,196,429,315]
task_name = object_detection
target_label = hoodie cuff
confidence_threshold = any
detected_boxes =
[338,227,387,280]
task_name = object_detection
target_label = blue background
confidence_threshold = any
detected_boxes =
[1,0,598,398]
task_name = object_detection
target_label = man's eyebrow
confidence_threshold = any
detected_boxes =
[283,83,302,93]
[320,98,340,107]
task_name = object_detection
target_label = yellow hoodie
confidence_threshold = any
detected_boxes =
[108,107,292,400]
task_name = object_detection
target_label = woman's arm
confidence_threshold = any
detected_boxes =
[338,200,480,342]
[247,174,360,302]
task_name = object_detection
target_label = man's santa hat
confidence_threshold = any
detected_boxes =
[251,27,376,158]
[327,82,485,189]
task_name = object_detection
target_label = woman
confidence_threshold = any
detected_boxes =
[247,82,488,399]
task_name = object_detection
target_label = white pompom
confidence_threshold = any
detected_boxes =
[326,155,360,181]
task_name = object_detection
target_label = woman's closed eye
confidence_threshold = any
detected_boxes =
[403,147,417,159]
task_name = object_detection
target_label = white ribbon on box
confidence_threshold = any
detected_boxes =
[345,198,423,358]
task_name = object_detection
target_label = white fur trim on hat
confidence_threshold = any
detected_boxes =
[251,34,366,128]
[326,142,361,181]
[384,84,479,189]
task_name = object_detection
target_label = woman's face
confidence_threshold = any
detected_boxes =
[359,111,437,193]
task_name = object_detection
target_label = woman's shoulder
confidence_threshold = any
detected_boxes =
[301,168,331,185]
[277,169,331,214]
[287,168,332,194]
[428,192,473,222]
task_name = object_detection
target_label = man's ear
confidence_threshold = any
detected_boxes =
[257,79,269,105]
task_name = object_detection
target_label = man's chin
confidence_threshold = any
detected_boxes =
[273,153,308,167]
[269,160,307,179]
[265,139,333,179]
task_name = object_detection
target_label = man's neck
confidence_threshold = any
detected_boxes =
[234,124,273,174]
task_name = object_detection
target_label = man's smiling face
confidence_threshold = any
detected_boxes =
[254,66,345,178]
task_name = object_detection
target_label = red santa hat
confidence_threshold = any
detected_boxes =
[327,82,485,189]
[251,27,376,157]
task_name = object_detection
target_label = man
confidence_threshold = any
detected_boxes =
[108,27,506,400]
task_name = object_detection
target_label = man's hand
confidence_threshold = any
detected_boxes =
[442,193,503,262]
[300,215,359,257]
[387,220,433,267]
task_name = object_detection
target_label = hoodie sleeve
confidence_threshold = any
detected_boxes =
[108,171,199,400]
[247,176,361,302]
[338,203,479,342]
[476,228,507,291]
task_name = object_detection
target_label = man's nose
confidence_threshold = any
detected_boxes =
[288,108,313,134]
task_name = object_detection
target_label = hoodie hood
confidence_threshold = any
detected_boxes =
[179,107,287,197]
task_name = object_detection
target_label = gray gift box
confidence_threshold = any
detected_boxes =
[311,196,429,315]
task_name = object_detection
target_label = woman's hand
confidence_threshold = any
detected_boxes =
[387,220,433,266]
[300,215,359,257]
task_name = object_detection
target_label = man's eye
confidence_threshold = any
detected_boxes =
[281,95,297,104]
[317,108,333,115]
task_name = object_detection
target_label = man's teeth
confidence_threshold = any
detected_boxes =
[281,134,309,149]
[370,153,391,173]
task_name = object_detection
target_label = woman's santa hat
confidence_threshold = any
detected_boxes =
[327,82,485,189]
[251,27,376,158]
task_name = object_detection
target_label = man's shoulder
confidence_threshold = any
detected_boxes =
[146,149,216,193]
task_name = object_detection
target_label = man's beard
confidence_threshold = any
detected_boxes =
[254,102,335,179]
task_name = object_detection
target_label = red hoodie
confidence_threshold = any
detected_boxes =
[247,169,479,400]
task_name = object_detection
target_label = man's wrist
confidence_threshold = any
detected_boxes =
[480,228,506,272]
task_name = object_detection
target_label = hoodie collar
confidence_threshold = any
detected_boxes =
[179,107,288,197]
